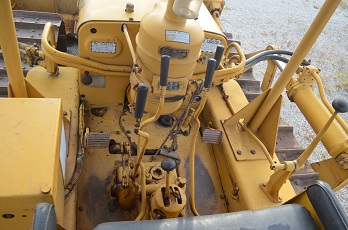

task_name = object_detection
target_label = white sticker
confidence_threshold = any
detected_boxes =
[165,30,190,44]
[201,38,222,53]
[60,122,66,182]
[91,42,116,53]
[89,76,106,87]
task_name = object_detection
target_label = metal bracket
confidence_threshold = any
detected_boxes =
[336,152,348,170]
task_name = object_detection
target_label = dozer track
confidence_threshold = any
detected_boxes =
[235,70,319,194]
[0,10,65,97]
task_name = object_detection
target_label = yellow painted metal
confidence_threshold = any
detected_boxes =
[2,0,347,227]
[77,21,138,66]
[131,0,204,115]
[26,66,80,230]
[310,68,348,133]
[0,0,28,98]
[287,71,348,158]
[42,22,132,75]
[0,98,64,229]
[259,95,282,158]
[249,0,341,131]
[282,65,348,191]
[261,45,280,92]
[204,84,296,211]
[203,0,225,29]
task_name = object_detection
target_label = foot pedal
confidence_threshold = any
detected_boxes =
[202,128,224,144]
[85,132,110,149]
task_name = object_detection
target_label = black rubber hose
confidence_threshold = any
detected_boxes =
[244,55,290,72]
[245,50,293,65]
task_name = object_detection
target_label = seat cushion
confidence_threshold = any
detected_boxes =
[307,180,348,230]
[95,204,317,230]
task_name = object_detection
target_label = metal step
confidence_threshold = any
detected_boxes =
[0,10,65,97]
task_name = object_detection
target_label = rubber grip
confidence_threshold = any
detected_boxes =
[134,83,148,119]
[160,55,170,87]
[332,98,348,113]
[214,45,224,70]
[204,58,217,89]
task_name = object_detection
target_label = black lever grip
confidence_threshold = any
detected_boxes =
[160,55,170,87]
[161,158,176,173]
[204,58,217,89]
[332,98,348,113]
[214,45,224,70]
[134,83,148,119]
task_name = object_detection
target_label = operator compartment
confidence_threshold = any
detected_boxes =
[0,98,65,229]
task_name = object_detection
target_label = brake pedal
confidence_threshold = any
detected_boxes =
[202,128,224,144]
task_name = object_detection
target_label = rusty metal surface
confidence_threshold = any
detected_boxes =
[0,10,64,97]
[77,106,227,229]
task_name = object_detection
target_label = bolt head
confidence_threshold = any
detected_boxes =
[40,184,51,194]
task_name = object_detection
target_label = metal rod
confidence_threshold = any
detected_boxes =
[0,0,28,97]
[249,0,341,131]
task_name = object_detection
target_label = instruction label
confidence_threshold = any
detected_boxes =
[91,42,116,53]
[165,30,190,44]
[201,38,222,53]
[89,76,106,88]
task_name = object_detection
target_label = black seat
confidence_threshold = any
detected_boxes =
[33,180,348,230]
[95,204,316,230]
[306,180,348,230]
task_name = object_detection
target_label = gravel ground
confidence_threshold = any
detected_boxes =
[220,0,348,214]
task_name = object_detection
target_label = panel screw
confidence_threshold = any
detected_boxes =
[251,150,256,154]
[40,184,51,194]
[63,111,68,116]
[237,150,242,155]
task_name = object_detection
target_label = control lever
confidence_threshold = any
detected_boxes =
[161,158,176,206]
[140,55,169,130]
[133,83,149,180]
[189,58,216,216]
[214,45,224,70]
[134,83,148,122]
[262,98,348,202]
[160,55,170,87]
[204,58,217,89]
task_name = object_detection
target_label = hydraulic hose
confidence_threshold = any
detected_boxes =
[245,50,293,65]
[64,100,86,200]
[244,55,290,72]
